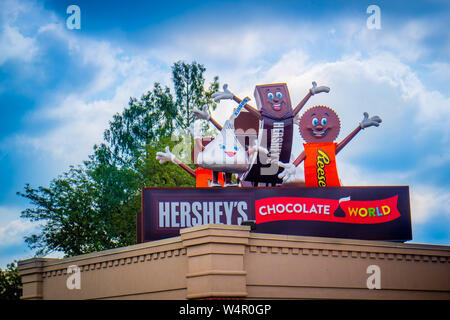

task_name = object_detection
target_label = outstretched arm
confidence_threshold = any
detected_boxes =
[156,146,196,178]
[335,126,361,154]
[175,159,196,178]
[336,112,382,154]
[210,117,223,131]
[193,107,223,130]
[293,81,330,116]
[232,95,261,120]
[247,141,269,156]
[293,151,306,166]
[188,121,208,160]
[212,84,261,120]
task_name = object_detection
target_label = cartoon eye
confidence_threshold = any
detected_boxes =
[276,92,282,99]
[312,118,319,126]
[321,118,327,126]
[234,146,238,151]
[267,93,274,100]
[220,145,226,150]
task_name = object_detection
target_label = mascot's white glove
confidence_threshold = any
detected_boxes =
[309,81,330,95]
[277,161,297,182]
[360,112,382,129]
[156,146,176,164]
[193,106,210,120]
[211,84,234,102]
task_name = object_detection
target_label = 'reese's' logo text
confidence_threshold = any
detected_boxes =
[316,149,330,187]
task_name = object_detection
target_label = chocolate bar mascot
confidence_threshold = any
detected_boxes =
[278,106,382,186]
[194,82,330,186]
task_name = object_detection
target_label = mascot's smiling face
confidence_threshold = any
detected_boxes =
[299,106,341,143]
[254,83,292,119]
[197,128,249,173]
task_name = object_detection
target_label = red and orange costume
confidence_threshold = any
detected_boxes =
[303,142,341,187]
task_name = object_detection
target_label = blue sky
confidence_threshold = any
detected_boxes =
[0,0,449,267]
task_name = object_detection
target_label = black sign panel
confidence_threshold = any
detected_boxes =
[140,186,412,242]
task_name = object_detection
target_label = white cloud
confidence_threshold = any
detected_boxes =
[0,0,29,25]
[0,206,22,225]
[0,0,47,66]
[4,21,169,166]
[0,219,37,247]
[11,76,158,165]
[0,24,37,65]
[410,186,450,224]
[354,20,431,61]
[0,206,41,266]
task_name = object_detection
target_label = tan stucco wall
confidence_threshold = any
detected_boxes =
[18,224,450,300]
[19,237,188,300]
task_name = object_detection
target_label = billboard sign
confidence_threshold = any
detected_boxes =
[140,186,412,242]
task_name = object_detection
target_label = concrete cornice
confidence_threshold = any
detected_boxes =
[18,224,450,300]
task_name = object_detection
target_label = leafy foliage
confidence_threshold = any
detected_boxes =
[0,262,22,300]
[172,61,219,129]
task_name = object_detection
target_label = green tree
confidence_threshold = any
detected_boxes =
[18,61,219,257]
[19,167,102,256]
[172,61,219,129]
[0,262,22,300]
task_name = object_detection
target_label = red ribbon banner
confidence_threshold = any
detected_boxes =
[255,195,400,224]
